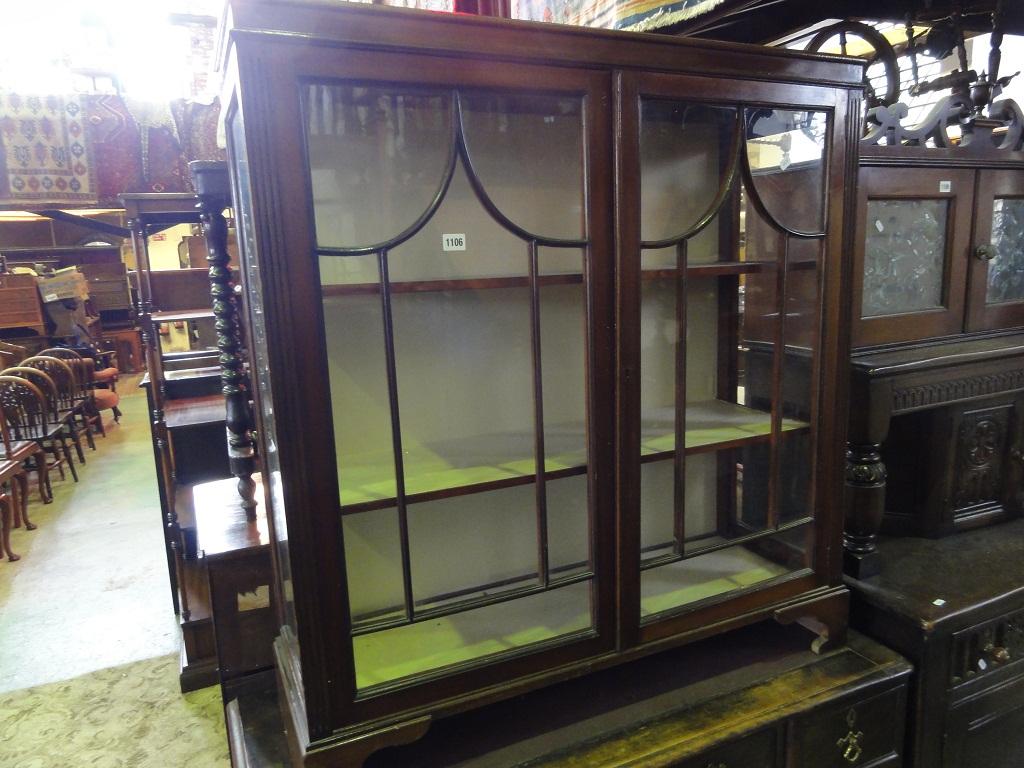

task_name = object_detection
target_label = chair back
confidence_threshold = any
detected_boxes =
[20,357,78,413]
[37,351,94,400]
[2,367,61,424]
[38,348,83,362]
[0,376,51,441]
[0,341,27,369]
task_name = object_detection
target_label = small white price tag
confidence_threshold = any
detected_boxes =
[939,180,952,193]
[43,293,59,303]
[442,233,466,252]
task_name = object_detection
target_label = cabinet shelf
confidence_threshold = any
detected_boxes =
[640,399,808,461]
[338,430,588,514]
[151,308,215,322]
[321,262,781,298]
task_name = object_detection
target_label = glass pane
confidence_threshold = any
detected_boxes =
[306,84,452,250]
[344,509,404,627]
[640,522,813,620]
[409,486,537,612]
[640,100,737,249]
[548,474,590,578]
[391,286,534,495]
[780,238,821,524]
[353,580,591,689]
[461,93,584,240]
[230,110,298,640]
[745,109,828,234]
[321,256,398,507]
[986,198,1024,304]
[862,199,949,317]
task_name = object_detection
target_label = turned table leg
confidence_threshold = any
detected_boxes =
[844,442,887,579]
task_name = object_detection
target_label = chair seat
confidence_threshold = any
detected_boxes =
[94,389,120,410]
[93,367,119,383]
[0,459,20,484]
[0,440,38,463]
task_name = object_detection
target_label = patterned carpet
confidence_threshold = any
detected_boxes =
[0,653,228,767]
[0,384,230,767]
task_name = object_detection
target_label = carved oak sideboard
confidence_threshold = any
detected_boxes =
[845,333,1024,574]
[848,518,1024,768]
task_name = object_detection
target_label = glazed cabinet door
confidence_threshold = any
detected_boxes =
[853,167,975,347]
[966,169,1024,332]
[617,73,851,645]
[228,44,615,733]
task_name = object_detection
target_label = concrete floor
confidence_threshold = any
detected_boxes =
[0,383,180,693]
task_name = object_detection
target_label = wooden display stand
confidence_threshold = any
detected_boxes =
[125,191,229,691]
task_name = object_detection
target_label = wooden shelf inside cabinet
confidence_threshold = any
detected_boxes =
[320,262,782,298]
[164,394,227,430]
[339,430,588,514]
[151,308,216,322]
[641,399,808,461]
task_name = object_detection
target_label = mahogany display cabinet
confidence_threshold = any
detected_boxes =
[217,1,863,764]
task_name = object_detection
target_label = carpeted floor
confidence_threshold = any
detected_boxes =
[0,384,229,767]
[0,654,228,768]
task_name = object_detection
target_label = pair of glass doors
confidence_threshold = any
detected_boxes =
[291,57,839,696]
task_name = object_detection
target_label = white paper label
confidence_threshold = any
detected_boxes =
[939,180,952,193]
[442,233,466,251]
[43,293,59,303]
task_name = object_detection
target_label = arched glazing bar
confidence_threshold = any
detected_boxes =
[739,106,829,535]
[313,88,593,631]
[637,104,831,572]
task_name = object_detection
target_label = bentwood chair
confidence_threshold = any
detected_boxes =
[0,407,40,529]
[39,348,121,426]
[0,469,18,562]
[0,374,78,484]
[20,356,95,452]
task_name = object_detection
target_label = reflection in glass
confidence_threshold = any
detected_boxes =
[305,82,594,688]
[230,110,299,641]
[640,101,737,248]
[461,94,584,240]
[745,109,827,234]
[986,198,1024,304]
[640,522,812,619]
[306,84,452,250]
[862,199,948,317]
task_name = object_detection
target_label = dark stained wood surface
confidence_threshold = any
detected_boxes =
[851,332,1024,376]
[225,626,909,768]
[193,474,270,560]
[848,518,1024,631]
[164,394,227,429]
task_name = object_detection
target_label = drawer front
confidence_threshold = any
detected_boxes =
[789,687,905,768]
[673,727,776,768]
[950,608,1024,688]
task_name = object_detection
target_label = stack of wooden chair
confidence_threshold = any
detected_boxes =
[0,347,121,562]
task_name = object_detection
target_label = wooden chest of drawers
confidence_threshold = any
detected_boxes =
[0,273,45,335]
[225,625,911,768]
[849,519,1024,768]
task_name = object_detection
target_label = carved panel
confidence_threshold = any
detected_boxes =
[892,369,1024,412]
[861,198,948,317]
[987,198,1024,304]
[953,407,1009,509]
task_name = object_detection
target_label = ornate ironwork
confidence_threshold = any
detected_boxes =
[190,161,258,518]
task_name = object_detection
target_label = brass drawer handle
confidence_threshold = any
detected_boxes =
[984,643,1011,665]
[837,709,864,764]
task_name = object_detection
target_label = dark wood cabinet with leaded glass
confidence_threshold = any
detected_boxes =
[218,1,862,764]
[844,117,1024,570]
